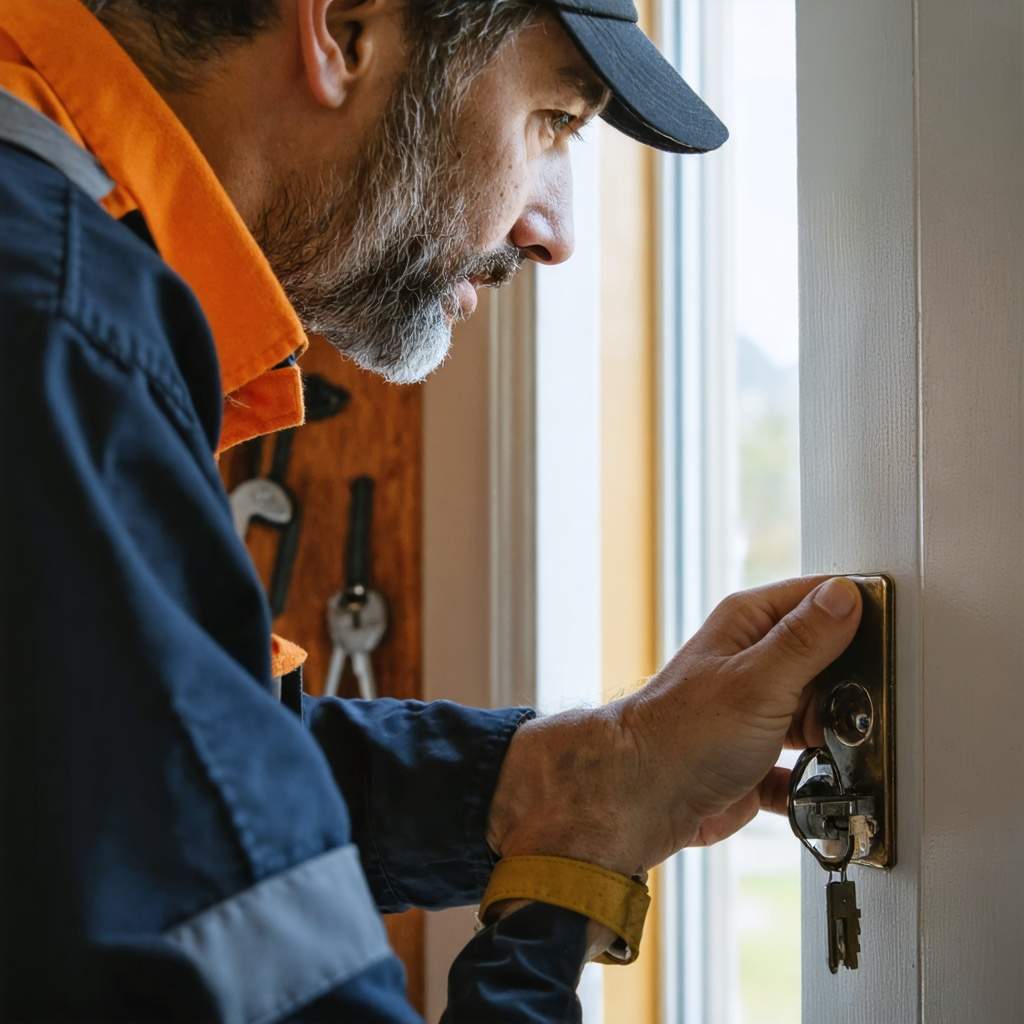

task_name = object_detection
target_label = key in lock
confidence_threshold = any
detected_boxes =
[798,573,896,870]
[789,746,877,871]
[787,575,897,974]
[789,746,869,973]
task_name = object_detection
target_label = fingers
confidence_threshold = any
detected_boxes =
[693,768,792,845]
[737,577,862,697]
[693,790,761,846]
[758,766,791,816]
[785,686,826,749]
[689,768,794,848]
[696,575,834,654]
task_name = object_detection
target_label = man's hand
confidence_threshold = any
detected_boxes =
[486,576,862,878]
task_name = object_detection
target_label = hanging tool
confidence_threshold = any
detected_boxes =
[264,429,302,618]
[229,373,351,618]
[229,430,293,542]
[324,477,389,698]
[228,428,301,618]
[304,374,351,422]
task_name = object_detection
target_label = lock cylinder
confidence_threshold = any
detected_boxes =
[788,574,896,871]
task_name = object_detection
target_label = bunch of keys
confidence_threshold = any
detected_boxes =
[789,746,864,973]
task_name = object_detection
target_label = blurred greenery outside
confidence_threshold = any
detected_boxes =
[738,338,801,589]
[738,873,801,1024]
[734,337,801,1023]
[664,0,800,1015]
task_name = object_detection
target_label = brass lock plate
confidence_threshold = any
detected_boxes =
[815,574,895,869]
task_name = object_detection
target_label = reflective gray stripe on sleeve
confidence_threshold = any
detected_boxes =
[164,843,392,1024]
[0,87,115,203]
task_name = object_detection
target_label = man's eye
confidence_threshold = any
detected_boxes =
[549,111,585,141]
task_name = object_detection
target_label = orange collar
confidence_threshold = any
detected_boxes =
[0,0,306,453]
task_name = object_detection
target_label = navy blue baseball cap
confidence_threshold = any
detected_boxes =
[552,0,728,153]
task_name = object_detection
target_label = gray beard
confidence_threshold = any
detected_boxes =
[254,74,522,384]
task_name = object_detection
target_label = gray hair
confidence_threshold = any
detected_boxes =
[261,1,539,383]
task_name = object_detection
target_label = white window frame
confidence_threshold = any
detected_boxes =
[655,0,731,1019]
[655,1,803,1021]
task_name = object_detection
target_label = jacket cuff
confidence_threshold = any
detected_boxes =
[303,696,535,912]
[479,855,651,965]
[443,902,588,1023]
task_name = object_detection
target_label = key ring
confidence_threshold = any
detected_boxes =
[788,746,854,873]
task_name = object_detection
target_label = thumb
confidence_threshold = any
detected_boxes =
[742,577,862,694]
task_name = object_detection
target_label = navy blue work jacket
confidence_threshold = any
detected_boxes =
[0,137,590,1020]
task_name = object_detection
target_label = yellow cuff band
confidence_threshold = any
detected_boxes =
[479,855,651,965]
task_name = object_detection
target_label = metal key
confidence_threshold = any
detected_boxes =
[825,872,862,973]
[324,589,388,698]
[848,814,877,862]
[790,747,864,974]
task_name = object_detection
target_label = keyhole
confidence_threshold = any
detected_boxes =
[828,681,874,747]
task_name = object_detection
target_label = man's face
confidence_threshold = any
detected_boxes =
[254,16,606,384]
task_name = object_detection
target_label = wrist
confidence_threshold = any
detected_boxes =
[485,704,645,877]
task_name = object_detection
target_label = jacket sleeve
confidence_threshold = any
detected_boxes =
[303,694,535,912]
[442,903,590,1024]
[1,299,418,1024]
[2,301,591,1024]
[294,902,590,1024]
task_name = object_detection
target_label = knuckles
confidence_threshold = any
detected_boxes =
[702,590,779,651]
[767,610,817,659]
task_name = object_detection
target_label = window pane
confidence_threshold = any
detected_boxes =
[662,1,800,1022]
[715,6,800,1017]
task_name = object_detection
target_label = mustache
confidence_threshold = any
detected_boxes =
[461,244,526,289]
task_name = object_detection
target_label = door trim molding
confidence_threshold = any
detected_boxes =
[488,272,538,710]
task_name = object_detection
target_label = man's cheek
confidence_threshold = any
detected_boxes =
[469,155,531,250]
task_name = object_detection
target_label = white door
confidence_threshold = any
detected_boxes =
[797,1,1023,1020]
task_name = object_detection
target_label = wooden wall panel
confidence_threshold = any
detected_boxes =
[220,334,424,1011]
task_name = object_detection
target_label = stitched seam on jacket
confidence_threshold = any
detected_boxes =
[8,295,199,443]
[2,161,223,475]
[7,175,206,450]
[47,313,330,883]
[33,312,263,886]
[45,304,224,498]
[171,709,274,888]
[62,178,82,318]
[363,767,406,912]
[0,145,65,317]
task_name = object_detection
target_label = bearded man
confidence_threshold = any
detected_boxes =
[0,1,863,1020]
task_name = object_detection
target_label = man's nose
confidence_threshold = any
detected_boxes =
[509,158,575,266]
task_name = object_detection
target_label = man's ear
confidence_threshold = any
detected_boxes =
[296,0,380,109]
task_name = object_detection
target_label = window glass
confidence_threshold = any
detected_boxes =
[660,1,800,1022]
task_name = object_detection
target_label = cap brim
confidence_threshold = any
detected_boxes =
[556,11,728,154]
